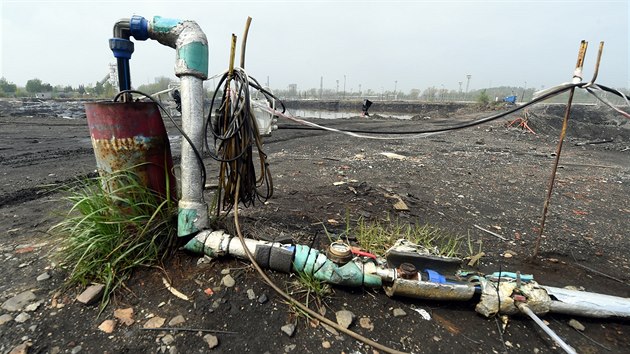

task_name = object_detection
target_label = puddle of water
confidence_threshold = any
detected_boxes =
[291,109,413,120]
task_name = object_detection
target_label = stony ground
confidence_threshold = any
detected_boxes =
[0,99,629,354]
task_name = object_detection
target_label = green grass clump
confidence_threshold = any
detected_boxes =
[286,270,332,320]
[52,170,177,309]
[354,216,461,258]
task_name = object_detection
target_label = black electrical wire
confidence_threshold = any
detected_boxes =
[113,89,207,188]
[595,83,630,101]
[206,68,273,213]
[274,83,580,136]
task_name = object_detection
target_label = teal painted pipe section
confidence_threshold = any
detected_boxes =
[293,245,382,287]
[177,42,209,77]
[183,234,214,255]
[178,208,199,237]
[152,16,182,33]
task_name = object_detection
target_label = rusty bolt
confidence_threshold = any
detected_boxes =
[398,263,418,280]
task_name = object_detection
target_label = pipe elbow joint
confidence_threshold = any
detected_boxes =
[130,15,208,80]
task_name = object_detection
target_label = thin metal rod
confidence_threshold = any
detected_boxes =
[586,41,604,87]
[518,303,577,354]
[240,17,252,69]
[533,40,588,258]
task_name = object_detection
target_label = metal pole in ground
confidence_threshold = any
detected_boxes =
[533,40,588,258]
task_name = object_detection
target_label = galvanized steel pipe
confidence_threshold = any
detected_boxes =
[126,15,210,236]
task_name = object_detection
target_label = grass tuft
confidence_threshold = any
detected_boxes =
[354,216,461,258]
[51,169,177,310]
[285,270,332,320]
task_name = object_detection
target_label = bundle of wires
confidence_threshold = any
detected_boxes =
[206,67,273,213]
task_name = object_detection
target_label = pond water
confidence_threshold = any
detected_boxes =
[290,109,414,120]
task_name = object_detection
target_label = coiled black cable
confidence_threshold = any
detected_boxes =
[206,68,273,213]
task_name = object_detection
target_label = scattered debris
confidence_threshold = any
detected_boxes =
[98,319,116,333]
[2,291,37,312]
[114,308,134,326]
[0,314,13,325]
[143,316,166,329]
[8,341,31,354]
[203,334,219,349]
[281,323,296,337]
[162,277,190,301]
[161,334,175,346]
[359,317,374,331]
[412,308,432,321]
[221,274,236,288]
[335,310,355,329]
[393,308,407,317]
[257,294,268,304]
[568,319,585,332]
[473,224,507,241]
[168,315,186,327]
[36,272,51,282]
[76,284,105,305]
[380,152,406,160]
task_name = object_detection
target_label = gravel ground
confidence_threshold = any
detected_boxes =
[0,99,629,353]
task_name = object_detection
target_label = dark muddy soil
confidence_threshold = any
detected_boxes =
[0,100,629,354]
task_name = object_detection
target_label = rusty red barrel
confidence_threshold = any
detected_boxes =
[85,101,177,201]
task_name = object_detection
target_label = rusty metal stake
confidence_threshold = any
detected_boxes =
[533,40,588,258]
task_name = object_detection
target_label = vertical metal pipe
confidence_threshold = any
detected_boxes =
[178,75,208,236]
[533,41,588,258]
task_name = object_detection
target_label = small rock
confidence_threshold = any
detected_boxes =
[8,341,30,354]
[28,325,37,332]
[143,316,166,329]
[98,320,116,333]
[197,256,212,265]
[14,312,31,323]
[36,272,50,282]
[281,323,296,337]
[284,344,296,353]
[220,268,231,275]
[24,301,43,312]
[335,310,355,329]
[161,334,175,346]
[433,336,441,342]
[221,274,235,288]
[168,315,185,327]
[50,346,61,354]
[114,308,134,326]
[0,313,14,325]
[246,289,256,300]
[359,317,374,331]
[203,334,219,349]
[169,346,178,354]
[71,346,82,354]
[568,319,585,332]
[258,294,268,304]
[393,308,407,317]
[322,341,331,349]
[2,291,37,312]
[76,284,105,305]
[503,253,513,259]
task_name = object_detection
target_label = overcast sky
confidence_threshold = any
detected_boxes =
[1,0,628,93]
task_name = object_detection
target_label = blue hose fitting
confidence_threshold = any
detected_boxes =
[109,38,134,59]
[130,15,149,41]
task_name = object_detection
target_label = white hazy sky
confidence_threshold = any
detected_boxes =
[1,0,628,93]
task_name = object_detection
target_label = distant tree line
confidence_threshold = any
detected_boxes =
[1,75,628,106]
